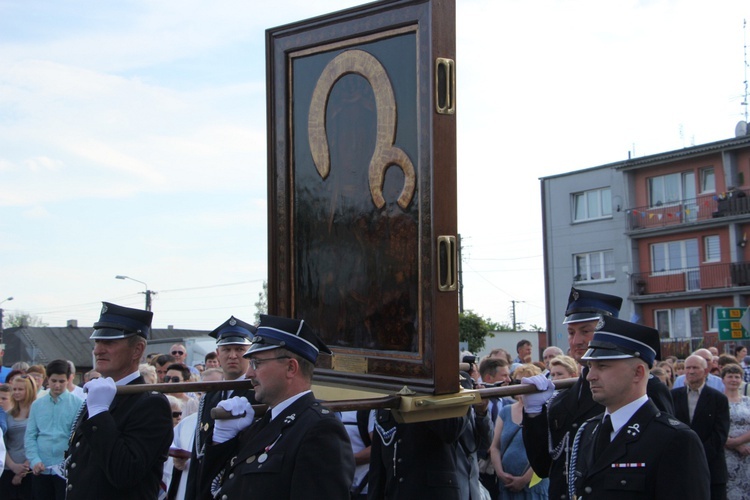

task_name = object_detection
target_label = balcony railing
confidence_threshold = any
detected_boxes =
[627,188,750,230]
[631,261,750,296]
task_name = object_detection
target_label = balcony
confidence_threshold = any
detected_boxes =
[631,261,750,296]
[627,188,750,230]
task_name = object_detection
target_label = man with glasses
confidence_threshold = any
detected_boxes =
[201,314,354,499]
[64,302,173,500]
[184,316,257,500]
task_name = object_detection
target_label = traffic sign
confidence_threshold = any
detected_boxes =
[716,307,750,341]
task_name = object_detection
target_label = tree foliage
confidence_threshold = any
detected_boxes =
[459,310,505,352]
[3,311,47,328]
[254,280,268,322]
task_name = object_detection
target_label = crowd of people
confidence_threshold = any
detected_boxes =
[2,291,750,499]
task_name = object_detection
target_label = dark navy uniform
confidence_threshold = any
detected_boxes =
[202,392,353,499]
[369,408,466,500]
[570,400,709,499]
[65,377,172,499]
[185,315,257,500]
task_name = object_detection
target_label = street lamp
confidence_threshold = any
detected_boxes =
[0,296,14,344]
[115,276,155,311]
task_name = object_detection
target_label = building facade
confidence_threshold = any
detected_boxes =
[542,132,750,357]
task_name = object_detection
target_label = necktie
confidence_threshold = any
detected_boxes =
[256,409,273,430]
[594,415,613,461]
[490,398,500,423]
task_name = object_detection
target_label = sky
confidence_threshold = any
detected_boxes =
[1,0,749,334]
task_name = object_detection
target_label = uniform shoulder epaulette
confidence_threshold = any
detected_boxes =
[652,411,688,429]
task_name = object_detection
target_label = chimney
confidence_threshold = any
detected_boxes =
[67,319,78,328]
[167,325,174,330]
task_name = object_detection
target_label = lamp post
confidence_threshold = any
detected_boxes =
[115,276,155,311]
[0,296,14,344]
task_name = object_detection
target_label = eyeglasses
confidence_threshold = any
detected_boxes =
[163,376,183,383]
[171,351,185,356]
[172,411,182,418]
[249,356,291,370]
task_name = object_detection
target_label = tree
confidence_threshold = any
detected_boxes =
[254,280,268,322]
[459,310,500,353]
[3,311,47,329]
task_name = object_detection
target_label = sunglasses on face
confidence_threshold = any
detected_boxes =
[172,411,182,418]
[172,351,185,356]
[163,376,183,383]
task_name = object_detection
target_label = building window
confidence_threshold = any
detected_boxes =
[573,250,614,282]
[700,167,715,193]
[654,307,703,339]
[650,239,699,273]
[648,173,681,207]
[573,188,612,222]
[704,235,720,263]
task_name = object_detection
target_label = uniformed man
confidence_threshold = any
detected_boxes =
[64,302,173,499]
[521,287,673,500]
[566,315,709,499]
[183,315,257,500]
[201,314,354,499]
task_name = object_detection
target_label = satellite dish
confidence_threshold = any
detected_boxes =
[736,120,748,137]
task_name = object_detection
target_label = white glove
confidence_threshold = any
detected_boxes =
[521,374,555,414]
[84,377,117,418]
[212,397,255,444]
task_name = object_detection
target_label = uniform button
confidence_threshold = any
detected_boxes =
[221,495,228,500]
[229,473,235,479]
[398,478,404,483]
[397,458,402,463]
[75,442,80,448]
[584,486,592,494]
[621,480,627,485]
[71,463,77,469]
[572,423,578,429]
[67,484,73,491]
[92,426,98,431]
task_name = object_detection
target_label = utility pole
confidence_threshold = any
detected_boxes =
[115,276,156,311]
[511,300,525,331]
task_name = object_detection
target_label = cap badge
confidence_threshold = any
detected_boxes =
[572,290,579,300]
[229,318,237,326]
[595,317,605,330]
[101,304,108,314]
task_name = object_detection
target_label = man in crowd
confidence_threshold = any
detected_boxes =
[204,351,220,369]
[184,315,257,500]
[672,354,730,499]
[153,354,176,383]
[25,359,84,499]
[202,314,354,498]
[514,339,532,364]
[66,361,85,400]
[565,316,709,499]
[64,302,173,499]
[522,287,673,500]
[673,348,726,392]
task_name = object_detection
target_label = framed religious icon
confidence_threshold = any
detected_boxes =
[266,0,458,395]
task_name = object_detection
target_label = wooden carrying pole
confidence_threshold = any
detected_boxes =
[116,377,577,417]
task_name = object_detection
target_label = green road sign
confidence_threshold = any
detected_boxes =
[716,307,750,341]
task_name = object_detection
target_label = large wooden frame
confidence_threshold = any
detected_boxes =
[266,0,458,395]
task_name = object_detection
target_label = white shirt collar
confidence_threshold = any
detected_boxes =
[268,390,312,421]
[605,394,648,437]
[115,371,141,386]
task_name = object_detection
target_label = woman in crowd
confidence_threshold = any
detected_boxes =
[548,355,577,381]
[1,375,37,499]
[673,360,686,378]
[722,363,750,500]
[490,364,549,500]
[163,364,198,417]
[138,363,158,384]
[655,360,675,388]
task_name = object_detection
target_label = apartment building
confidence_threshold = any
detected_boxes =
[541,130,750,357]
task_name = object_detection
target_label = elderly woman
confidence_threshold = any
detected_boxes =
[490,364,549,499]
[548,355,578,381]
[722,363,750,500]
